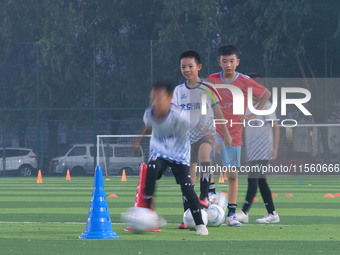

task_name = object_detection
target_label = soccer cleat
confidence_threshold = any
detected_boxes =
[235,211,249,223]
[199,199,209,209]
[256,211,280,223]
[178,223,187,229]
[208,192,218,204]
[226,213,242,226]
[196,224,209,235]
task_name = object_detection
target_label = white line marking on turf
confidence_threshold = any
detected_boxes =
[0,221,297,227]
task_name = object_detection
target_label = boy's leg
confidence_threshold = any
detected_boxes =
[183,162,197,211]
[180,147,198,222]
[171,163,205,227]
[222,146,241,214]
[144,158,166,208]
[226,170,238,213]
[258,177,275,214]
[241,161,261,213]
[198,142,213,206]
[256,174,280,223]
[190,162,197,185]
[256,160,275,214]
[242,177,258,213]
[221,144,242,226]
[209,175,216,194]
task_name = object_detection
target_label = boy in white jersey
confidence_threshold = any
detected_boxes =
[172,50,232,229]
[235,73,280,224]
[135,80,208,235]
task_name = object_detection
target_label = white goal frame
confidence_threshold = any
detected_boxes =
[96,134,151,176]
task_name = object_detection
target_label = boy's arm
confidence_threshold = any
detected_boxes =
[212,104,232,148]
[271,121,280,160]
[242,90,271,121]
[132,126,151,153]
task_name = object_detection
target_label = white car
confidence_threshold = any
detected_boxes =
[49,143,144,176]
[0,148,38,176]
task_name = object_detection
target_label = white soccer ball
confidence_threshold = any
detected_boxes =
[205,204,225,227]
[122,207,158,232]
[216,192,228,212]
[183,209,208,230]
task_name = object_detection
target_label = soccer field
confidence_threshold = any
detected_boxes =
[0,175,339,255]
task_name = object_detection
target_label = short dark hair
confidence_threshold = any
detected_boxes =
[151,79,175,96]
[179,50,201,65]
[218,44,239,58]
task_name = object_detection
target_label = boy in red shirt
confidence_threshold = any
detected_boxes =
[207,45,271,226]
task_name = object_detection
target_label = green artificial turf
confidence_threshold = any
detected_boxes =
[0,175,339,255]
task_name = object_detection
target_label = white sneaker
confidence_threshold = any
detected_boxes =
[226,214,242,226]
[196,224,209,235]
[256,211,280,223]
[235,211,248,223]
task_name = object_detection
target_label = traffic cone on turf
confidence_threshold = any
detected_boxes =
[219,171,224,183]
[66,169,71,180]
[79,165,119,239]
[121,169,127,182]
[36,170,43,184]
[223,171,228,180]
[124,163,161,232]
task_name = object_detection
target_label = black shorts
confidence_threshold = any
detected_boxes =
[247,160,269,179]
[147,157,192,185]
[190,135,215,163]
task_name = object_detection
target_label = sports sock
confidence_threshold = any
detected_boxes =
[208,182,216,194]
[258,178,275,214]
[227,203,237,216]
[182,195,190,212]
[242,178,258,213]
[199,162,211,201]
[181,184,204,225]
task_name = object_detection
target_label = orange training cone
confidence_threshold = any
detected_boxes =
[36,170,43,184]
[253,197,259,201]
[334,193,340,197]
[219,172,224,183]
[121,169,127,182]
[66,169,71,180]
[324,193,335,198]
[286,194,293,197]
[272,193,278,197]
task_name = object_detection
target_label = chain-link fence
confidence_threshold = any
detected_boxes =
[0,40,339,175]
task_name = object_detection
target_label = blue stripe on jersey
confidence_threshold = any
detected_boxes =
[219,71,240,84]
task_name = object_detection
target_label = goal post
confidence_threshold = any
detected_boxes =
[96,135,151,177]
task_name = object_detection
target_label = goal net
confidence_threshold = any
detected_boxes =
[96,135,151,177]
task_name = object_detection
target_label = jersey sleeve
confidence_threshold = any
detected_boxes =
[143,109,151,129]
[249,78,268,99]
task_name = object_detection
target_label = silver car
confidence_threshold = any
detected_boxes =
[49,143,144,176]
[0,147,38,176]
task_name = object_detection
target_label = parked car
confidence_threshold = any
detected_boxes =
[0,147,38,176]
[49,143,144,176]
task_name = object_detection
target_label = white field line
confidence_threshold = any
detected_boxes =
[0,221,297,227]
